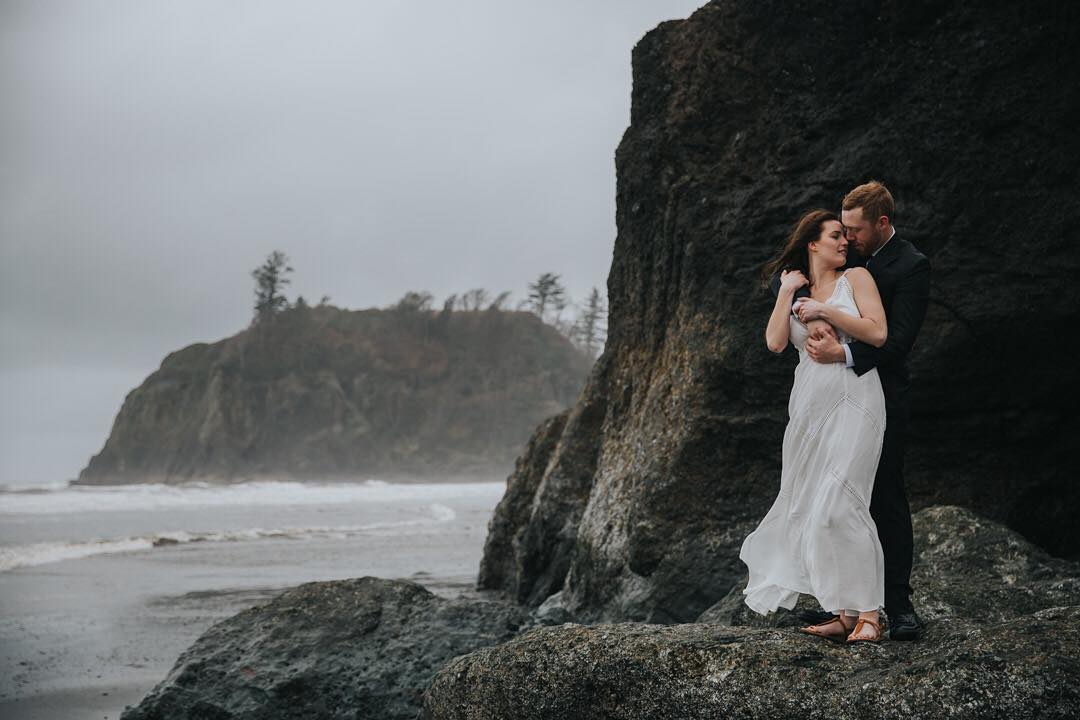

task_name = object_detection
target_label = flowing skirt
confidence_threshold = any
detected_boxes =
[739,355,887,616]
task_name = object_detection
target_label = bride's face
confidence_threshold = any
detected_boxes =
[809,220,847,268]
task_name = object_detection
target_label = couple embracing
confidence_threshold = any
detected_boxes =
[739,180,930,644]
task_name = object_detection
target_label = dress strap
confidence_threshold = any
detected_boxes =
[835,269,856,304]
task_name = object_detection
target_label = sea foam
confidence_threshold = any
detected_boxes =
[0,502,459,572]
[0,478,503,515]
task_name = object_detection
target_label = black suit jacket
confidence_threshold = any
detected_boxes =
[769,234,931,419]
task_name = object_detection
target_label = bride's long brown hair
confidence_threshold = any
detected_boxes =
[759,209,839,289]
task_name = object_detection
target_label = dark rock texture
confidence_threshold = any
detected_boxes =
[120,577,530,720]
[477,0,1080,626]
[477,352,610,607]
[425,507,1080,720]
[76,305,591,485]
[424,608,1080,720]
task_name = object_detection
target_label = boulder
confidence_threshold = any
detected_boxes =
[424,607,1080,720]
[424,507,1080,720]
[120,577,529,720]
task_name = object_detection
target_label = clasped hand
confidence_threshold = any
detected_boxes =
[779,270,845,364]
[794,298,829,323]
[798,306,844,364]
[805,327,845,363]
[800,319,843,363]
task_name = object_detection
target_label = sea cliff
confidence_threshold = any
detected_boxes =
[478,0,1080,628]
[76,305,591,485]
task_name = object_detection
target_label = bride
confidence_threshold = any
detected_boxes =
[739,209,889,643]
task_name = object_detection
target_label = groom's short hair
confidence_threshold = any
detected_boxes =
[842,180,895,224]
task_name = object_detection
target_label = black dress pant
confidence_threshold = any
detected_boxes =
[869,412,915,616]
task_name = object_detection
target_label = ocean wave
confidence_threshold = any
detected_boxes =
[0,503,458,572]
[0,479,72,494]
[0,478,504,515]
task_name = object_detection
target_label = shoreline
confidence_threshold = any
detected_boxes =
[0,482,501,720]
[0,679,157,720]
[65,471,512,488]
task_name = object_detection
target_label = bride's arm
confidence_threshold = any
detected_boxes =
[770,269,837,342]
[797,268,887,347]
[766,270,806,353]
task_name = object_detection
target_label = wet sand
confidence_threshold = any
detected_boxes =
[0,486,499,719]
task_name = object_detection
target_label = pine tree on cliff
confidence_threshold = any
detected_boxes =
[527,272,567,323]
[250,251,294,326]
[459,288,490,311]
[574,286,607,358]
[487,290,512,311]
[393,290,435,312]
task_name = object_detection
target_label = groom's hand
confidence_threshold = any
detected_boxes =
[806,331,846,364]
[806,319,836,341]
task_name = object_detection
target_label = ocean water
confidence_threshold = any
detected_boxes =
[0,477,507,719]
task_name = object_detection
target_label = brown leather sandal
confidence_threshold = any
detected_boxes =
[799,615,854,641]
[846,616,883,644]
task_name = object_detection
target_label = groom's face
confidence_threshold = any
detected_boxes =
[841,208,883,256]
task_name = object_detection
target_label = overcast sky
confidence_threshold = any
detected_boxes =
[0,0,706,486]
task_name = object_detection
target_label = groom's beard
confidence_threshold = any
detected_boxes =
[871,229,885,254]
[860,229,886,257]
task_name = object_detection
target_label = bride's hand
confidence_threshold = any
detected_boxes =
[795,298,830,323]
[780,269,808,292]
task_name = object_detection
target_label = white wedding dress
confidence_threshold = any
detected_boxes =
[740,270,887,617]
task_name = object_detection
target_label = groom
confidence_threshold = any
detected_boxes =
[773,180,931,640]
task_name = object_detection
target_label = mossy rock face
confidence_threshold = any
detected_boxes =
[75,306,592,484]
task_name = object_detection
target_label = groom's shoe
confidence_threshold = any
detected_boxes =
[887,611,923,641]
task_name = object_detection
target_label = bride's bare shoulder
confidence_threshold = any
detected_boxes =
[844,267,884,305]
[844,266,875,285]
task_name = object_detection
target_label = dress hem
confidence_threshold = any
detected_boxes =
[743,585,884,618]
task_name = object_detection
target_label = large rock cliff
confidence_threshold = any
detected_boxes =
[477,0,1080,624]
[76,305,591,485]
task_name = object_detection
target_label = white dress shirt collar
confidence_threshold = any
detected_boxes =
[872,225,897,257]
